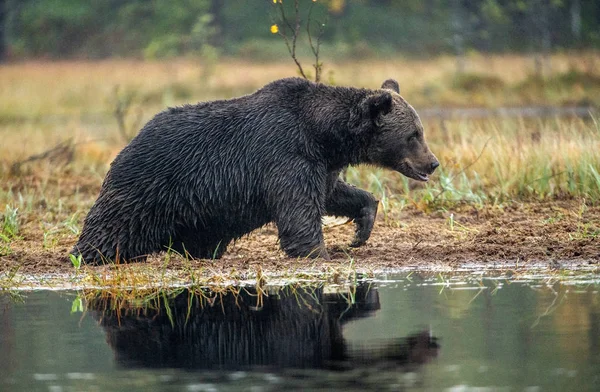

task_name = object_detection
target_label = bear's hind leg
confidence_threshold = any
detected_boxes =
[325,180,379,247]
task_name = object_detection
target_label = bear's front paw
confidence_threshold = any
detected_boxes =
[350,201,378,247]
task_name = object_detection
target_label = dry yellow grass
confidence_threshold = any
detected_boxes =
[1,54,599,204]
[1,52,598,118]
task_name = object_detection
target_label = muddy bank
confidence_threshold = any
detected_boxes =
[1,200,597,282]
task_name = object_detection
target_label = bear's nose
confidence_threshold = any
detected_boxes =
[429,161,440,173]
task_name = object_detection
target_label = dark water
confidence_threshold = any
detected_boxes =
[1,273,599,391]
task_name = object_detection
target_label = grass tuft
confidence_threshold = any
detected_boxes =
[2,205,19,238]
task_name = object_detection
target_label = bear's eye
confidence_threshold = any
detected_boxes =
[408,131,418,142]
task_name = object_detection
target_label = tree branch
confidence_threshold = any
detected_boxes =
[276,0,307,79]
[306,1,324,82]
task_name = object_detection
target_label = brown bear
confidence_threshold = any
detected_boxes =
[73,77,438,263]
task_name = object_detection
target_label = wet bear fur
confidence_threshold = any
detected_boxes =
[73,77,438,263]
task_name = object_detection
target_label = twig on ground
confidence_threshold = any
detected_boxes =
[10,138,75,175]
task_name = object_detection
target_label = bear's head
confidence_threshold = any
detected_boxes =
[357,79,439,182]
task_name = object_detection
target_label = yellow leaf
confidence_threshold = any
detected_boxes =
[270,24,279,34]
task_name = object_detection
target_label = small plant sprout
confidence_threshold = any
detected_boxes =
[69,254,83,270]
[42,229,59,249]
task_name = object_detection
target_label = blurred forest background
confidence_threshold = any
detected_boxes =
[1,0,599,61]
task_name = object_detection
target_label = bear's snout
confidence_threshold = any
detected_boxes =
[401,151,439,182]
[428,160,440,174]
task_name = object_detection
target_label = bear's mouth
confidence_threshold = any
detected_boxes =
[398,162,430,182]
[413,171,430,182]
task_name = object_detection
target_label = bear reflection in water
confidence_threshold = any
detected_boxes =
[88,284,439,371]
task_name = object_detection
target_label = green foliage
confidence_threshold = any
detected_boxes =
[8,0,98,56]
[5,0,600,59]
[0,205,19,256]
[0,233,11,256]
[336,3,453,53]
[142,12,218,59]
[7,0,212,58]
[143,34,182,59]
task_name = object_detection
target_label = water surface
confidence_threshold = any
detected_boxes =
[1,272,599,391]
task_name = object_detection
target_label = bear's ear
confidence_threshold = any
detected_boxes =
[363,91,393,120]
[381,79,400,94]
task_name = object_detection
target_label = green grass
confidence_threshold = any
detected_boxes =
[0,205,20,256]
[2,205,19,238]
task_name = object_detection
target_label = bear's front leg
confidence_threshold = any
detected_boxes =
[272,166,330,260]
[325,180,379,247]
